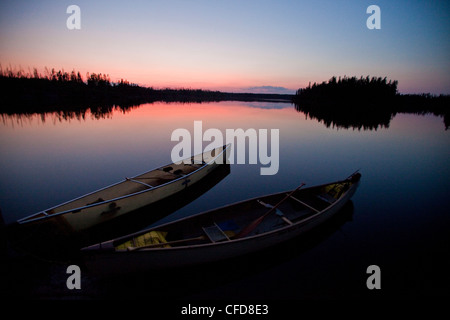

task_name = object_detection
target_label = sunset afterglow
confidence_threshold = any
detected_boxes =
[0,0,449,94]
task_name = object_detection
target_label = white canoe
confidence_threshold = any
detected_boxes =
[14,144,230,236]
[82,172,361,276]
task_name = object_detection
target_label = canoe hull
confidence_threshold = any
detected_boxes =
[83,174,360,276]
[57,161,221,233]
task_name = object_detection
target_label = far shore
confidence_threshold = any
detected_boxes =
[0,70,447,129]
[0,68,293,113]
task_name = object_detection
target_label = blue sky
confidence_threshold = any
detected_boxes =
[0,0,449,94]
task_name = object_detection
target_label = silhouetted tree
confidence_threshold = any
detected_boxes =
[293,76,448,130]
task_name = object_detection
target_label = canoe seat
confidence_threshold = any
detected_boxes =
[203,223,230,242]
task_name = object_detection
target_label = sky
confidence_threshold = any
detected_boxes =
[0,0,449,94]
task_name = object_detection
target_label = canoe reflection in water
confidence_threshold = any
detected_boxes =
[88,200,356,299]
[82,172,361,277]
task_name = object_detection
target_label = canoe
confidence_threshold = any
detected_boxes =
[82,171,361,275]
[10,144,230,238]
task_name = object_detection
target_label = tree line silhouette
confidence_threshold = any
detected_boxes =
[293,76,449,130]
[0,67,292,116]
[2,68,447,130]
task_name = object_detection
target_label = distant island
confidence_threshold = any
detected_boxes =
[0,67,292,116]
[292,76,449,130]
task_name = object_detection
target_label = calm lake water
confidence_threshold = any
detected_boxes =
[1,101,449,301]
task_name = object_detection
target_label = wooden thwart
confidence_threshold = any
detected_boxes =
[257,200,293,225]
[125,177,154,188]
[287,194,320,213]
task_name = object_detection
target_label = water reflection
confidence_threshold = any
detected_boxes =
[2,199,354,300]
[81,201,355,300]
[1,99,448,299]
[1,100,292,127]
[3,100,447,131]
[294,103,394,131]
[0,104,142,126]
[294,100,449,131]
[296,103,450,131]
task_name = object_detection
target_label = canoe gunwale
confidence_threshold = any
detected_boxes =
[18,144,230,225]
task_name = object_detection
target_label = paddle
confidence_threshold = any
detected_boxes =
[234,182,306,239]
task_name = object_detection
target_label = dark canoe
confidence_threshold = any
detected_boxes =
[82,172,361,276]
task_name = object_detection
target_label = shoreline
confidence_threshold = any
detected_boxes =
[1,73,447,130]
